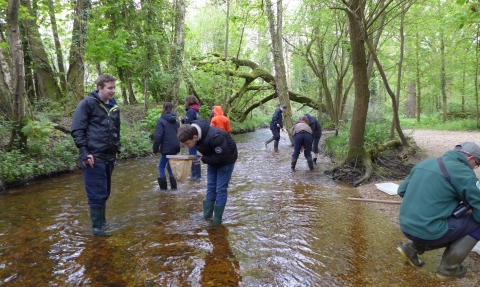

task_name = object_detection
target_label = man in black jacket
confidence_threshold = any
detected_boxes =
[71,74,121,237]
[305,113,322,164]
[177,119,238,227]
[263,105,287,150]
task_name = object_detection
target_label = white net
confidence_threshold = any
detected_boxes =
[168,159,192,183]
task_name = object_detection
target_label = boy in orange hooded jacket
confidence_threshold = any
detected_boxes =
[210,106,231,133]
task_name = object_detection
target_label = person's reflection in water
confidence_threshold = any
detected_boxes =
[200,225,241,286]
[78,237,126,286]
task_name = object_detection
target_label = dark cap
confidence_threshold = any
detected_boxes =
[454,142,480,159]
[281,105,287,109]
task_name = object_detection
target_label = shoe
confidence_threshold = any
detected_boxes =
[210,205,225,227]
[90,207,112,237]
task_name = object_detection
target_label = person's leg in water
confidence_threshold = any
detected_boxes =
[157,154,168,190]
[312,137,320,164]
[189,146,201,180]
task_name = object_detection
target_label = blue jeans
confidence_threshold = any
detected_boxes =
[158,154,173,177]
[206,163,235,206]
[81,160,115,208]
[292,133,313,159]
[189,147,201,179]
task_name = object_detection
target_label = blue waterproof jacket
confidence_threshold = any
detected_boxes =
[305,114,322,139]
[71,91,121,162]
[269,108,284,130]
[152,112,181,155]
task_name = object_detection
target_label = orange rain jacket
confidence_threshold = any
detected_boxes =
[210,106,231,133]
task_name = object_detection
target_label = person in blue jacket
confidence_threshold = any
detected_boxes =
[263,105,287,150]
[305,113,322,164]
[152,102,181,190]
[179,95,202,180]
[397,142,480,278]
[71,74,120,237]
[177,119,238,226]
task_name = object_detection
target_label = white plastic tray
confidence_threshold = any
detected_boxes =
[375,182,399,196]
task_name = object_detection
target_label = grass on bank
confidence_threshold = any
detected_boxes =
[323,115,480,163]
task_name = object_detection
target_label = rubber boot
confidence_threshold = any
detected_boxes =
[170,176,177,190]
[437,235,478,278]
[313,158,317,164]
[193,164,201,180]
[291,156,298,170]
[203,200,215,219]
[273,140,279,151]
[158,177,168,190]
[90,207,112,236]
[307,158,314,170]
[264,136,274,148]
[210,205,225,227]
[101,206,107,227]
[397,241,426,267]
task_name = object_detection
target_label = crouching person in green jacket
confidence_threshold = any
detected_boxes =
[397,142,480,278]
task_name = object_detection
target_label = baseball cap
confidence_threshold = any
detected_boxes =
[454,142,480,159]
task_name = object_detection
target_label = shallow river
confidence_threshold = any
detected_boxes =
[0,129,477,286]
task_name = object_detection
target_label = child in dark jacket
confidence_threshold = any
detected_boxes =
[177,119,238,226]
[179,95,202,180]
[152,102,181,190]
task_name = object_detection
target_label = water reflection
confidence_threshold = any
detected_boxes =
[0,129,475,286]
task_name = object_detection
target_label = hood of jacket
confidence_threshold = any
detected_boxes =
[91,90,117,107]
[161,112,177,124]
[186,104,200,112]
[213,106,224,116]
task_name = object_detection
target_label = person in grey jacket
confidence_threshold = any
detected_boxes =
[71,74,120,237]
[152,102,181,190]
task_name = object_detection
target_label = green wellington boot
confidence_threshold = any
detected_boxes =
[291,157,298,170]
[203,200,215,219]
[397,241,426,267]
[307,158,314,170]
[90,207,112,237]
[210,205,225,227]
[437,235,478,278]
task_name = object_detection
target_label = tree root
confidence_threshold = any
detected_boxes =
[324,138,419,186]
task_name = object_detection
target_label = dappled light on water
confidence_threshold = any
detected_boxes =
[0,129,476,286]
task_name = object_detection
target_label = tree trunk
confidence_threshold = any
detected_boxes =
[126,68,136,104]
[265,0,293,132]
[0,29,14,119]
[47,0,66,93]
[170,0,185,109]
[22,0,62,102]
[7,0,27,151]
[67,0,91,103]
[415,31,422,122]
[440,32,447,122]
[117,66,129,104]
[344,0,369,166]
[405,81,416,118]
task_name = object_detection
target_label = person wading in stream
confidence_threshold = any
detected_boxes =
[179,95,202,180]
[263,105,287,151]
[290,116,314,171]
[152,102,181,190]
[304,113,322,164]
[177,119,237,226]
[71,74,120,237]
[397,142,480,278]
[210,105,231,134]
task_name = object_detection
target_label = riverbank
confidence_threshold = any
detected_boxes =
[353,129,480,227]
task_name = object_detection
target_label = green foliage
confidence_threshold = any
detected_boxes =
[399,114,479,131]
[119,123,153,159]
[0,135,78,186]
[324,120,391,162]
[200,105,211,119]
[141,108,163,131]
[21,114,57,141]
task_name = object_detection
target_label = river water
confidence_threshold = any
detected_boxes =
[0,129,477,286]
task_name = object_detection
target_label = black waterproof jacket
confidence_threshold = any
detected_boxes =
[269,108,284,130]
[71,91,121,162]
[152,112,181,155]
[305,114,322,139]
[191,119,238,168]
